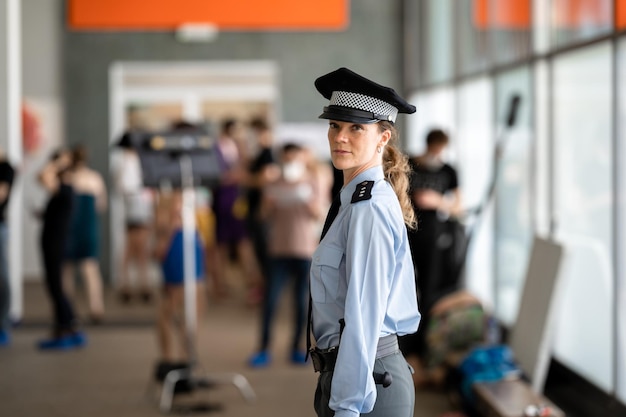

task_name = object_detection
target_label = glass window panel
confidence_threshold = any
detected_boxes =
[456,0,490,75]
[551,0,612,48]
[456,77,494,306]
[617,35,626,405]
[533,0,551,53]
[406,87,456,157]
[534,60,550,237]
[422,0,455,84]
[494,67,533,326]
[489,0,532,65]
[552,42,614,393]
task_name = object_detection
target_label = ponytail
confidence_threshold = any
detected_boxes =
[378,121,416,229]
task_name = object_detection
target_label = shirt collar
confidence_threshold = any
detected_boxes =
[338,165,384,207]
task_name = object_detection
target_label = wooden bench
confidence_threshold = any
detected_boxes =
[473,378,565,417]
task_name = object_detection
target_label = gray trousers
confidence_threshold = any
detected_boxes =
[313,351,415,417]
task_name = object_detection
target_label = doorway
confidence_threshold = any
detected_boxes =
[108,60,279,306]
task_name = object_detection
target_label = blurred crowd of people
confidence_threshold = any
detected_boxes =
[112,116,333,369]
[1,113,471,401]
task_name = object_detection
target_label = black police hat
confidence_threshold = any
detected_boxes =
[315,67,416,124]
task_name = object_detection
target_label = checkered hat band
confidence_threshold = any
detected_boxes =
[330,91,398,122]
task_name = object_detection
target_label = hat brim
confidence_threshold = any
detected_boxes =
[318,105,389,124]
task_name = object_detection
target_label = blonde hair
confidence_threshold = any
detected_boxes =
[378,121,416,229]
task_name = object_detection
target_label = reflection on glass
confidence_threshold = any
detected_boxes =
[617,36,626,406]
[533,60,550,236]
[553,42,613,393]
[456,77,494,305]
[533,0,551,53]
[494,67,533,326]
[551,0,612,47]
[423,0,454,84]
[457,0,490,75]
[406,88,455,156]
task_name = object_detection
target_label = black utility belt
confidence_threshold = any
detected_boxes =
[310,334,399,373]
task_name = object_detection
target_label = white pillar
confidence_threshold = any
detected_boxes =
[0,0,23,321]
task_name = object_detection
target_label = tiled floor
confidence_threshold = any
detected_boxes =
[0,280,454,417]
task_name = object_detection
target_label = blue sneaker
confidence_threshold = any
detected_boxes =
[290,350,308,365]
[248,351,271,368]
[71,331,87,348]
[38,334,76,351]
[0,329,10,347]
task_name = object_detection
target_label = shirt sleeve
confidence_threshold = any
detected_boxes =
[447,164,459,191]
[329,201,395,417]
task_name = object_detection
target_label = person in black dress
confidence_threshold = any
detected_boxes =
[37,148,86,350]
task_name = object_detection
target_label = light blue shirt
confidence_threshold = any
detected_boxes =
[310,165,421,417]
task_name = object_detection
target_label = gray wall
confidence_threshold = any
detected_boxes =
[21,0,64,281]
[63,0,406,279]
[23,0,62,97]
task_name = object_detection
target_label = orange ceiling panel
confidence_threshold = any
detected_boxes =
[474,0,531,29]
[474,0,489,28]
[552,0,609,28]
[618,0,626,29]
[68,0,349,31]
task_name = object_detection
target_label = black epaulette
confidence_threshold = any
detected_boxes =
[351,180,374,203]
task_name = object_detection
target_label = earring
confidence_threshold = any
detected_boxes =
[377,145,382,154]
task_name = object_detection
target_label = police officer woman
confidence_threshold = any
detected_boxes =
[308,67,421,417]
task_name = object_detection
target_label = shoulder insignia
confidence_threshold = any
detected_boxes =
[351,180,374,203]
